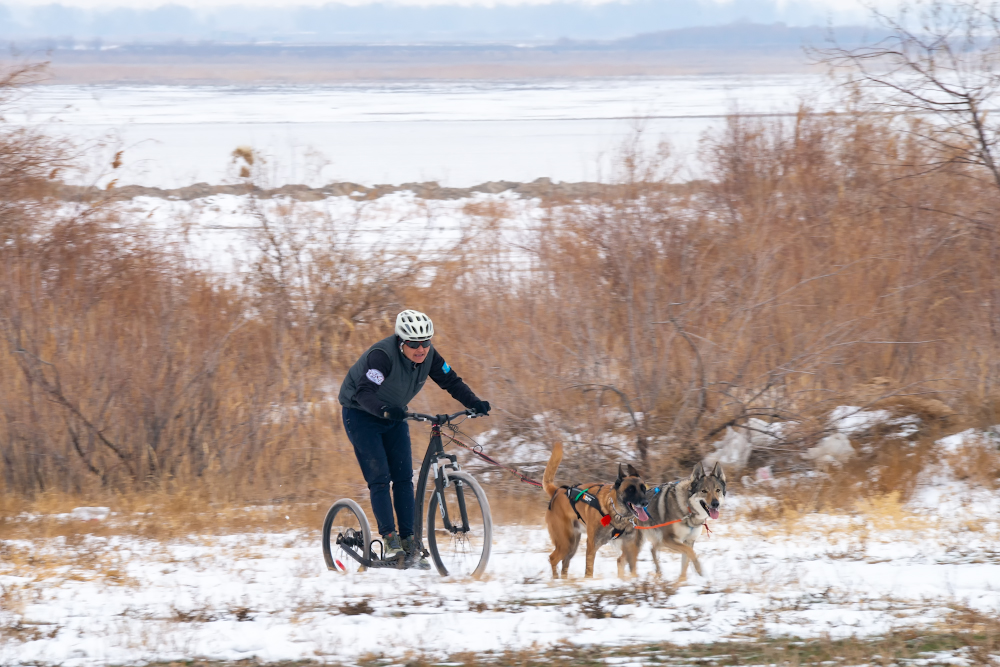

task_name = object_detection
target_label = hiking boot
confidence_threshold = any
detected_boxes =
[382,532,404,560]
[401,535,431,570]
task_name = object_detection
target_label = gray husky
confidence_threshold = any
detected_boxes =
[642,461,726,582]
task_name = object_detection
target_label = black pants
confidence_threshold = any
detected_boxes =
[341,407,414,538]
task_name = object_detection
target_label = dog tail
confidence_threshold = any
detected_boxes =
[543,441,563,497]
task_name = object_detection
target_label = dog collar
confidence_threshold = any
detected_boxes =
[608,498,638,528]
[685,503,712,528]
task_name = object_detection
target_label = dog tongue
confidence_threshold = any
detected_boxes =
[709,508,720,520]
[635,505,649,521]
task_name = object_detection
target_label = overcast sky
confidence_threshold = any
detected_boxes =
[5,0,879,8]
[0,0,892,43]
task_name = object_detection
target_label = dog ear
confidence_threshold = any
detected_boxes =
[691,461,705,480]
[626,463,641,479]
[713,462,727,495]
[615,463,625,489]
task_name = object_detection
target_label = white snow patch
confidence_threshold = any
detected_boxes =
[744,417,783,448]
[935,428,1000,454]
[908,427,1000,518]
[68,507,110,522]
[57,191,542,277]
[828,406,893,435]
[803,433,856,465]
[826,407,923,441]
[704,426,752,468]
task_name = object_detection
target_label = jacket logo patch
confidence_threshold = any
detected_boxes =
[366,369,385,385]
[442,362,451,374]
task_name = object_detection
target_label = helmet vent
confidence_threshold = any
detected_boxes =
[395,309,434,341]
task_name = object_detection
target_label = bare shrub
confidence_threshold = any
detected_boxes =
[0,72,374,501]
[425,103,1000,489]
[0,63,75,245]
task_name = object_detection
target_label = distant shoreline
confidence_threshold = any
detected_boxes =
[5,39,825,85]
[2,22,879,84]
[53,178,697,202]
[26,53,820,85]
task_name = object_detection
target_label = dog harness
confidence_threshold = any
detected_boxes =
[636,481,713,536]
[549,484,629,540]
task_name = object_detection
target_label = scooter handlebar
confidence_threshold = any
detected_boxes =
[405,408,486,424]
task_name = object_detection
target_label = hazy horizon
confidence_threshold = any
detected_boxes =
[0,0,874,43]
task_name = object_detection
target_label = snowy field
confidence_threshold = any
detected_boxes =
[16,74,834,188]
[2,475,999,667]
[65,191,542,274]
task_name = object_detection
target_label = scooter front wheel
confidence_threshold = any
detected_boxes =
[427,471,492,579]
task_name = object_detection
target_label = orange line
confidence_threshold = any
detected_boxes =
[635,518,684,530]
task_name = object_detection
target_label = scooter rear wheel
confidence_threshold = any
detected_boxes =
[322,498,372,574]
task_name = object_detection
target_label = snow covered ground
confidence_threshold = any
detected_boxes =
[3,480,999,666]
[66,191,541,274]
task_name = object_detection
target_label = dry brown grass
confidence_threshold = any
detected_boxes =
[426,106,1000,488]
[0,491,342,542]
[942,432,1000,490]
[3,61,1000,517]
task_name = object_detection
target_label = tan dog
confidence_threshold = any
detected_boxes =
[542,442,650,579]
[642,461,726,583]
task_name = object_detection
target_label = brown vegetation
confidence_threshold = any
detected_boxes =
[2,57,1000,517]
[440,105,1000,487]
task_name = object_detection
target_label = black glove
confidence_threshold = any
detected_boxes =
[469,400,491,416]
[381,406,406,421]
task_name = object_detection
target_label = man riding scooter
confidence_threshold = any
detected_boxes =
[338,309,491,568]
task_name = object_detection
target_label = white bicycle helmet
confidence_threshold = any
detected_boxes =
[395,309,434,341]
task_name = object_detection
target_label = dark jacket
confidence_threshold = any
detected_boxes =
[338,335,479,418]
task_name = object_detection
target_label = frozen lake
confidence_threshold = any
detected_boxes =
[16,74,835,188]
